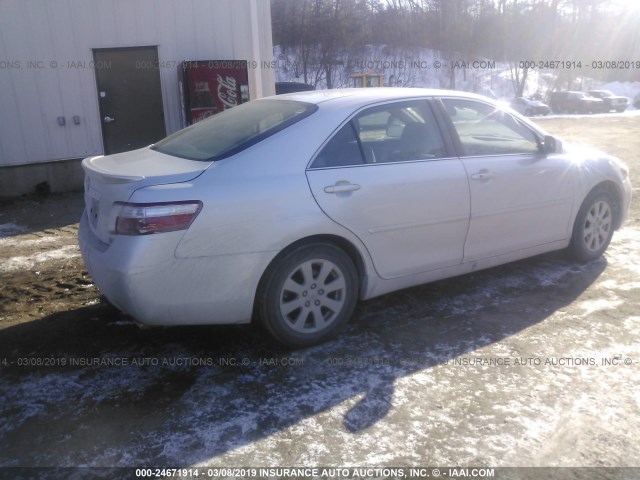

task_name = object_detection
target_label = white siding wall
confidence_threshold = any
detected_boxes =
[0,0,274,166]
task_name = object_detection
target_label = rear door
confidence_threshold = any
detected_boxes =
[306,99,470,279]
[439,97,573,262]
[94,47,166,154]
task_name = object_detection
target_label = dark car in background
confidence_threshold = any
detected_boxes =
[548,91,604,114]
[275,82,315,95]
[510,97,551,116]
[587,90,628,112]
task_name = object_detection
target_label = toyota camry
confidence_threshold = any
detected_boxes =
[79,88,632,347]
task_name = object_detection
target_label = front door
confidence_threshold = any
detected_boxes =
[94,47,166,155]
[440,97,574,262]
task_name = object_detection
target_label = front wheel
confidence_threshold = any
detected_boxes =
[568,189,616,262]
[258,243,358,348]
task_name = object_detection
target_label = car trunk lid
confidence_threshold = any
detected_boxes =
[82,147,211,244]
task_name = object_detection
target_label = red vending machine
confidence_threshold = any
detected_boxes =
[178,60,250,126]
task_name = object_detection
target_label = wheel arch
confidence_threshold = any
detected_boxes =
[252,234,370,320]
[585,180,624,230]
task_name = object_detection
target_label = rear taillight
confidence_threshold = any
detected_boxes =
[115,201,203,235]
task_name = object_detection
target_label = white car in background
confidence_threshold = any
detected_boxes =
[79,88,632,347]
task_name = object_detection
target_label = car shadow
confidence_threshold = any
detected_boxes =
[0,192,85,236]
[0,252,607,468]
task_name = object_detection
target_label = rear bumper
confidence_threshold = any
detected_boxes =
[78,211,273,326]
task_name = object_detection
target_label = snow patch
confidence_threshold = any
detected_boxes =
[576,298,624,316]
[0,245,80,272]
[273,45,640,104]
[607,227,640,274]
[598,279,640,292]
[0,235,60,247]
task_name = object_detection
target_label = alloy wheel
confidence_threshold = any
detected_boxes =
[278,258,347,333]
[582,200,612,252]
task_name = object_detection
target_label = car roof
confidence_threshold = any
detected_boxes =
[260,87,550,138]
[262,87,496,108]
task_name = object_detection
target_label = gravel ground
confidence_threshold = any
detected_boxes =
[0,114,639,479]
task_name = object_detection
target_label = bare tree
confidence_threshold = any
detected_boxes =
[271,0,640,89]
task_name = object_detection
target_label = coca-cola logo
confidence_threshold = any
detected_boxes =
[191,108,215,123]
[217,74,238,109]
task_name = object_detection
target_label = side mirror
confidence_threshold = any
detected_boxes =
[542,135,562,154]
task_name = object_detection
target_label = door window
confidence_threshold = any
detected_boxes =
[310,100,446,169]
[354,101,446,163]
[442,98,540,156]
[311,122,364,168]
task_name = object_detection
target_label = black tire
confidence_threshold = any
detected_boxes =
[258,243,358,348]
[568,189,616,262]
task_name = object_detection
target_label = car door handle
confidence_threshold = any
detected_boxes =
[324,182,361,194]
[470,171,497,181]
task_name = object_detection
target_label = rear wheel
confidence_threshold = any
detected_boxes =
[258,243,358,348]
[568,189,616,262]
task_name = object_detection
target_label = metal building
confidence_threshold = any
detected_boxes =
[0,0,275,197]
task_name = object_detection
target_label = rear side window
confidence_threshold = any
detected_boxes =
[354,101,446,163]
[312,123,364,168]
[152,100,317,161]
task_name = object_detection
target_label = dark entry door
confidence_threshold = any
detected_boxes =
[94,47,166,155]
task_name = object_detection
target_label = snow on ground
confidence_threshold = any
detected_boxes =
[0,223,81,273]
[601,80,640,102]
[2,226,638,467]
[0,244,80,273]
[273,45,640,105]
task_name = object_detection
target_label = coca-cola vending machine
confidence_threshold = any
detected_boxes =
[178,60,250,126]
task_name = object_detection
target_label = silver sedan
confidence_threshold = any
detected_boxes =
[79,88,632,347]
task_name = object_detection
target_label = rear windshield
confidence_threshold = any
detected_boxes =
[152,99,317,161]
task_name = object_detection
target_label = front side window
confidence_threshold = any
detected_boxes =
[442,98,540,156]
[153,99,317,161]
